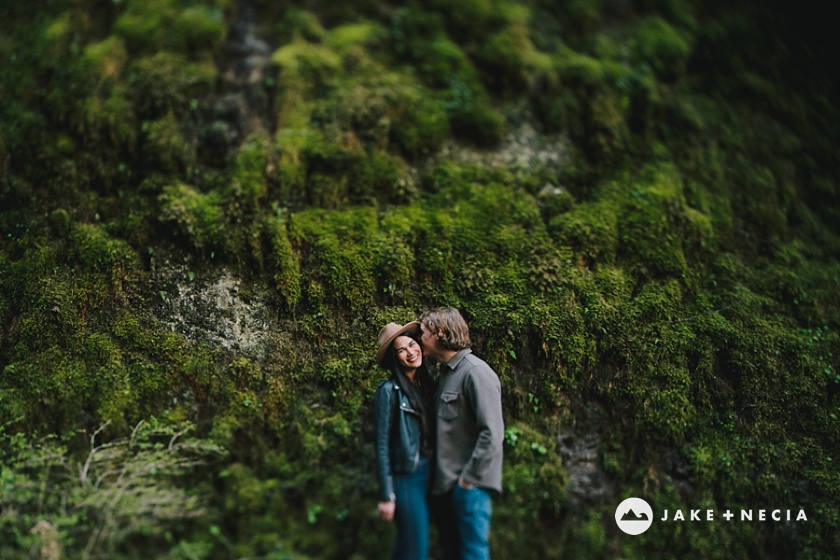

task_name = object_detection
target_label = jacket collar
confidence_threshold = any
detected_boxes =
[443,348,472,371]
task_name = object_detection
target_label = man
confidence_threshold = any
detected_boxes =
[419,307,504,560]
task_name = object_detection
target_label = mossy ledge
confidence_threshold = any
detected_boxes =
[1,0,838,558]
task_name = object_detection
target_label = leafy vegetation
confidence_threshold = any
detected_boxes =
[1,0,838,558]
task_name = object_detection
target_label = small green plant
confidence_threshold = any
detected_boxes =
[306,504,323,525]
[530,441,548,455]
[528,392,540,413]
[504,426,523,447]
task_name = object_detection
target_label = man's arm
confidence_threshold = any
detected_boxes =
[460,365,504,487]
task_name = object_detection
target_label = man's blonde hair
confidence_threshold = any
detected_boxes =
[419,307,471,351]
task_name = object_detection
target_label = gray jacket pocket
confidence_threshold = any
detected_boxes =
[439,391,460,420]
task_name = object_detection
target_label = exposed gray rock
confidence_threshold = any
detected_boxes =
[155,263,278,362]
[435,120,571,173]
[557,403,616,509]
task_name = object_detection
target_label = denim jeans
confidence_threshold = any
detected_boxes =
[433,484,492,560]
[392,456,431,560]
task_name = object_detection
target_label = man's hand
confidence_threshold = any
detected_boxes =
[378,500,396,522]
[458,477,474,489]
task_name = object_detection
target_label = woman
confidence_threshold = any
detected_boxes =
[374,321,436,560]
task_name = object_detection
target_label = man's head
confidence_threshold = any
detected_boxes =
[419,307,471,361]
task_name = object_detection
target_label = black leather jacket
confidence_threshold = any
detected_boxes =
[374,378,423,502]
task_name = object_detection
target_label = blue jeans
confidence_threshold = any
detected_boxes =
[392,457,431,560]
[434,484,493,560]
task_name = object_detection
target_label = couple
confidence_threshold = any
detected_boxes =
[374,307,504,560]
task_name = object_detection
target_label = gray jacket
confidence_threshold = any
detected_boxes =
[432,349,504,494]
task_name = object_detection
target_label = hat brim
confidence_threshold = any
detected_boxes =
[376,321,420,366]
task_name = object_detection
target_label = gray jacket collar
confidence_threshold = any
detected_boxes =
[443,348,472,371]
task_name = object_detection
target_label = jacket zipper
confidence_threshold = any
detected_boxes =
[397,390,421,472]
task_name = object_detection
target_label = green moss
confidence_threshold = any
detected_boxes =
[274,20,459,163]
[114,0,226,57]
[616,166,692,278]
[47,208,71,236]
[158,182,226,252]
[71,222,137,278]
[449,100,506,148]
[274,150,307,205]
[305,172,345,209]
[173,5,227,53]
[141,112,191,172]
[545,47,634,161]
[0,240,161,433]
[494,422,567,557]
[82,36,129,79]
[82,81,137,147]
[277,74,434,203]
[281,8,328,43]
[326,21,385,52]
[632,16,692,82]
[549,199,619,267]
[476,21,554,93]
[221,462,272,515]
[272,40,342,82]
[288,207,378,310]
[416,36,478,88]
[430,0,494,37]
[230,134,270,209]
[653,0,698,31]
[130,51,217,118]
[372,235,416,302]
[2,1,840,558]
[562,0,603,38]
[388,18,499,154]
[390,92,449,158]
[77,37,137,148]
[265,213,302,309]
[351,151,415,204]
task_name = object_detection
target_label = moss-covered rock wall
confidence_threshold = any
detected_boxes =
[1,0,838,558]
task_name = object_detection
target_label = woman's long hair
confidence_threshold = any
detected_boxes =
[383,330,435,454]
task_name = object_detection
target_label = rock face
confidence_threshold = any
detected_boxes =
[216,2,274,137]
[436,120,571,174]
[152,4,281,359]
[155,262,279,362]
[557,403,615,509]
[196,2,276,162]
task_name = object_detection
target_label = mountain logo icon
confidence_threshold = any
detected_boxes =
[615,498,654,535]
[621,509,650,522]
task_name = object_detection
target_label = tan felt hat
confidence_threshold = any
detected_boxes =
[376,321,420,366]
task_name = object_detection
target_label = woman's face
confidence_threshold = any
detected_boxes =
[393,335,422,371]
